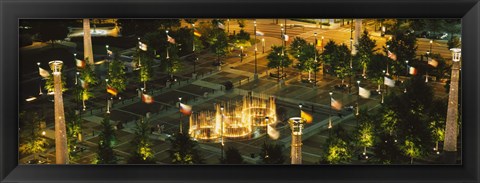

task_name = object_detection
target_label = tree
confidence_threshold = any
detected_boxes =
[19,112,49,160]
[237,19,246,29]
[117,19,162,37]
[267,45,292,82]
[168,132,204,164]
[322,41,352,84]
[65,110,82,161]
[321,138,352,164]
[289,37,319,81]
[385,30,417,76]
[356,109,375,155]
[221,147,244,164]
[184,19,198,25]
[354,30,377,77]
[128,118,156,164]
[95,115,117,164]
[428,99,447,152]
[31,20,69,47]
[366,53,388,90]
[79,61,98,110]
[108,51,127,93]
[136,51,154,90]
[259,142,285,164]
[209,28,229,66]
[401,138,422,164]
[44,69,67,93]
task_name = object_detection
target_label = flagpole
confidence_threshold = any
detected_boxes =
[37,62,43,96]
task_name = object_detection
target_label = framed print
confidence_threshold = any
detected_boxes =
[1,0,479,182]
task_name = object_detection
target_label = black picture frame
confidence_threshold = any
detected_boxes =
[1,0,479,182]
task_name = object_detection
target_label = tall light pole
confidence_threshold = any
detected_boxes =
[405,60,409,76]
[426,51,430,83]
[37,62,43,96]
[443,48,461,163]
[192,23,196,52]
[240,46,244,62]
[356,80,360,116]
[49,61,68,164]
[106,79,110,114]
[314,32,318,86]
[254,19,259,80]
[179,97,183,134]
[262,38,265,54]
[328,91,333,129]
[220,105,224,160]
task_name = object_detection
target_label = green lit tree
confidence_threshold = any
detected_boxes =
[128,118,156,164]
[259,142,285,164]
[385,30,417,76]
[321,138,352,164]
[44,68,67,93]
[107,51,127,93]
[267,45,292,82]
[65,110,82,161]
[321,40,352,84]
[168,132,204,164]
[136,51,154,90]
[401,137,422,164]
[356,109,375,155]
[95,115,117,164]
[428,99,447,152]
[354,30,377,77]
[19,112,49,160]
[220,146,244,164]
[209,28,229,66]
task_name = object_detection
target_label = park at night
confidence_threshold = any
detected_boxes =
[18,18,462,165]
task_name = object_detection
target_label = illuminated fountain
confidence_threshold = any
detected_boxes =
[189,93,277,142]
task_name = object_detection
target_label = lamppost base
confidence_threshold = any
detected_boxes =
[254,73,259,80]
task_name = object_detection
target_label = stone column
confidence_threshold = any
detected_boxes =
[49,61,68,164]
[83,19,95,65]
[443,48,461,163]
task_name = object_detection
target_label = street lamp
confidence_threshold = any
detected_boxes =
[356,80,361,116]
[179,97,183,134]
[262,38,265,54]
[192,23,195,52]
[386,45,390,76]
[220,105,225,160]
[37,62,43,96]
[426,51,430,83]
[328,91,333,129]
[240,46,244,62]
[405,60,409,76]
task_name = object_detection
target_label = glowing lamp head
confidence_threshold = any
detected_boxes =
[450,48,461,62]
